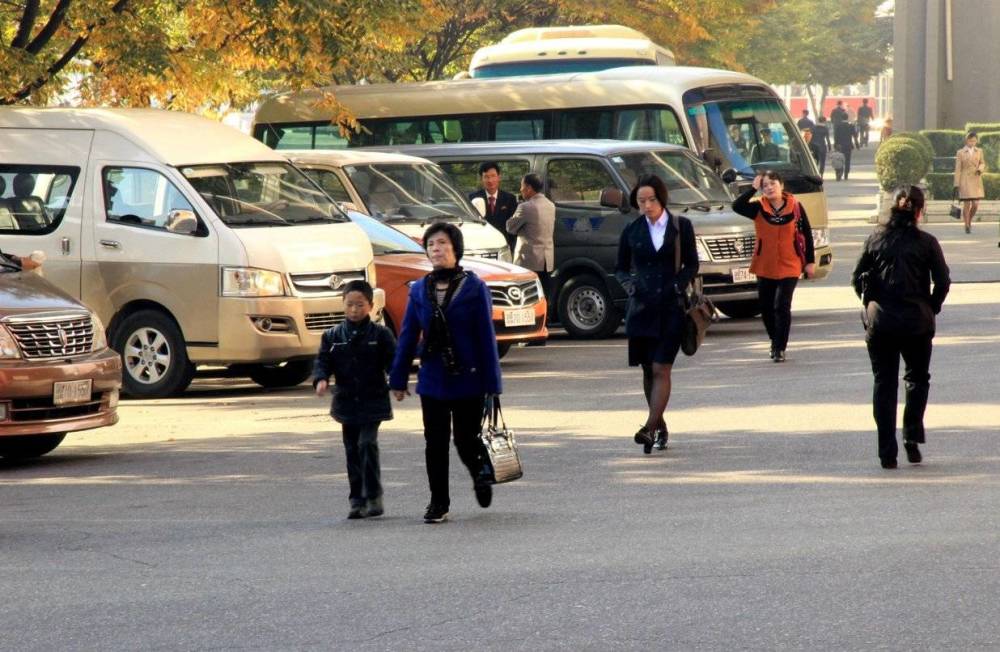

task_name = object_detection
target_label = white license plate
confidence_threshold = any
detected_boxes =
[53,379,92,406]
[731,267,757,283]
[503,308,535,327]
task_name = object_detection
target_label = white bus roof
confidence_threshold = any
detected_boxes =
[501,25,650,43]
[281,149,434,167]
[254,66,770,124]
[0,108,284,166]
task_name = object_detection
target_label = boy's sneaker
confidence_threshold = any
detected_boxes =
[364,497,384,518]
[348,504,366,520]
[423,503,449,524]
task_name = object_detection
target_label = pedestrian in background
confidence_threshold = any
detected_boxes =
[389,222,502,524]
[812,116,831,176]
[879,117,894,145]
[833,115,855,180]
[847,105,860,149]
[851,186,950,469]
[615,175,698,454]
[506,173,556,297]
[469,162,518,252]
[954,131,986,234]
[801,127,822,167]
[830,100,849,124]
[797,109,815,131]
[857,98,874,147]
[313,280,396,520]
[733,170,815,362]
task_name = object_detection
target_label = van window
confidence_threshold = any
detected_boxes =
[0,165,79,234]
[436,159,531,196]
[493,114,546,141]
[342,163,481,224]
[103,167,197,231]
[302,168,352,203]
[545,158,617,206]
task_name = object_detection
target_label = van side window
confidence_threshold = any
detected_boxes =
[302,168,352,203]
[545,158,617,206]
[0,166,79,235]
[103,167,197,231]
[437,159,531,196]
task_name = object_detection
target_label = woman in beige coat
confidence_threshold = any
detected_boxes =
[954,131,986,233]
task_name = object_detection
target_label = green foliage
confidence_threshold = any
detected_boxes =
[875,139,930,192]
[964,123,1000,134]
[889,132,934,170]
[975,131,1000,171]
[932,157,956,173]
[920,130,967,157]
[924,173,954,200]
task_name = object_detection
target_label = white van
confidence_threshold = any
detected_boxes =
[0,108,381,398]
[282,150,510,260]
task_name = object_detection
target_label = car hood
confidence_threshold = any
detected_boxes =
[375,253,534,280]
[230,222,374,274]
[0,271,88,317]
[385,220,508,250]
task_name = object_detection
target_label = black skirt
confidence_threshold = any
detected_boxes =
[627,309,684,367]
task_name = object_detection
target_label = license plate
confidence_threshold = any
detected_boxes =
[503,308,535,327]
[53,379,92,405]
[731,267,757,283]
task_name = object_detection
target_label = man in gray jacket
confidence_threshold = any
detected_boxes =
[506,173,556,297]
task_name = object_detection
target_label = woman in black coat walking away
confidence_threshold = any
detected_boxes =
[614,175,699,454]
[851,186,951,469]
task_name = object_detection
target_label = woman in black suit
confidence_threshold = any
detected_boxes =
[615,175,699,454]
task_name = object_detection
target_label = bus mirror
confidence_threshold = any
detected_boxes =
[721,169,738,184]
[599,187,627,211]
[470,196,487,217]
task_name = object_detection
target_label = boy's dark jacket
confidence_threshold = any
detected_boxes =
[313,318,396,424]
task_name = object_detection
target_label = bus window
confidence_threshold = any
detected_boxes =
[615,108,685,145]
[267,125,315,150]
[546,158,617,206]
[314,125,349,149]
[424,117,486,144]
[493,114,546,141]
[437,159,530,196]
[558,110,614,139]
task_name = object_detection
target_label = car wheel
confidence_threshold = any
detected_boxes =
[497,342,513,359]
[0,433,66,459]
[246,360,314,388]
[556,274,621,339]
[113,310,194,398]
[715,299,762,319]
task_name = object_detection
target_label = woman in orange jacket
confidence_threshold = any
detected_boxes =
[732,170,815,362]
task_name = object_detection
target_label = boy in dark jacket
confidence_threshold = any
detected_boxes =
[313,280,396,519]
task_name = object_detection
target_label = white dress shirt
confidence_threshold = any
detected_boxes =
[646,210,668,251]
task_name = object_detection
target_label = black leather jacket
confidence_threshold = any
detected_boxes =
[851,220,950,336]
[313,319,396,424]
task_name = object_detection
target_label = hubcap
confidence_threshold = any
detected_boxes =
[124,327,171,385]
[567,286,606,331]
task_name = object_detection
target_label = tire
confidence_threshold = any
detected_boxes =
[556,274,621,339]
[113,310,195,398]
[246,359,314,388]
[0,433,66,459]
[497,342,513,359]
[715,299,762,319]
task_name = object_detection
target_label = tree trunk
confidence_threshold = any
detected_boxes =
[818,85,830,119]
[804,85,818,119]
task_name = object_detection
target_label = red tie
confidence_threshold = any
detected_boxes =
[488,195,496,216]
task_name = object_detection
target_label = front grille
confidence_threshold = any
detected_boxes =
[5,313,93,359]
[704,235,755,261]
[289,270,366,295]
[304,312,346,331]
[10,393,105,422]
[488,280,540,308]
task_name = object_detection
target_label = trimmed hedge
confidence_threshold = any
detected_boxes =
[926,171,1000,199]
[976,131,1000,171]
[875,139,930,192]
[889,131,935,168]
[964,122,1000,134]
[920,129,966,157]
[932,156,956,172]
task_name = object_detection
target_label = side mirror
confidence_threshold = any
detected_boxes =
[721,168,738,184]
[599,187,628,212]
[166,209,199,235]
[470,196,487,218]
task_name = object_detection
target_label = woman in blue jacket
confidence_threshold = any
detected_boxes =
[389,222,502,523]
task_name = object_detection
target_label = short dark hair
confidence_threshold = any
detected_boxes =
[758,169,784,184]
[801,127,813,134]
[522,173,543,193]
[817,115,827,123]
[967,131,978,139]
[479,161,500,176]
[801,109,809,114]
[629,174,669,210]
[422,222,464,261]
[343,279,374,304]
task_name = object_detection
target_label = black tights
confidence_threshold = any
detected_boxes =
[641,363,672,432]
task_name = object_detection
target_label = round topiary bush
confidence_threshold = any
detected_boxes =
[890,132,935,169]
[875,139,930,192]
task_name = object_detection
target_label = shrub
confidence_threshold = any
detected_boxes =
[975,131,1000,171]
[920,129,966,156]
[925,173,953,199]
[964,122,1000,134]
[875,139,930,192]
[932,156,956,172]
[889,131,935,167]
[984,173,1000,199]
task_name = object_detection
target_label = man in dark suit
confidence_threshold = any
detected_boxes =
[833,117,855,180]
[468,161,518,252]
[796,109,815,131]
[812,116,831,176]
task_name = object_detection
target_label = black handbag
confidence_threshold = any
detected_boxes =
[673,214,717,356]
[949,202,962,220]
[479,396,522,484]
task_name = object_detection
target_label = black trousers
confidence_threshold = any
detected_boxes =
[836,145,853,180]
[866,332,933,463]
[816,148,827,175]
[342,421,382,506]
[757,277,798,352]
[420,395,487,508]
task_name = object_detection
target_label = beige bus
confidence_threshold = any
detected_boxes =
[252,65,832,278]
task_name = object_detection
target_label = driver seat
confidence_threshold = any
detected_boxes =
[10,173,49,231]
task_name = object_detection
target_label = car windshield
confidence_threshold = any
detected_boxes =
[612,150,733,205]
[348,211,425,256]
[344,163,482,224]
[685,97,817,179]
[180,162,346,227]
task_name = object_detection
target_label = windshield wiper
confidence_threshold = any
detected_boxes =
[224,217,292,226]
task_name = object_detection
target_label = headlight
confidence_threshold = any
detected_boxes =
[499,248,513,263]
[221,267,286,297]
[0,325,20,359]
[695,239,711,262]
[366,260,377,287]
[90,313,108,352]
[534,277,545,300]
[812,228,830,248]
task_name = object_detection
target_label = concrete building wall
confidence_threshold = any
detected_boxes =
[894,0,1000,131]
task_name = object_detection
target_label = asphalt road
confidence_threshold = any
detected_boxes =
[3,147,1000,651]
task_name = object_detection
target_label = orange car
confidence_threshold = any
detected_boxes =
[349,212,547,357]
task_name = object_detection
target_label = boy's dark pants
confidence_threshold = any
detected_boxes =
[866,332,933,463]
[420,395,487,509]
[342,422,382,507]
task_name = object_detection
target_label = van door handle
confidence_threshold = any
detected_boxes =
[100,240,121,249]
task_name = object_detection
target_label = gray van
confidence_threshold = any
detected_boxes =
[371,140,759,338]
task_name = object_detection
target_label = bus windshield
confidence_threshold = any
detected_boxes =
[343,163,482,224]
[685,97,817,180]
[611,150,732,206]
